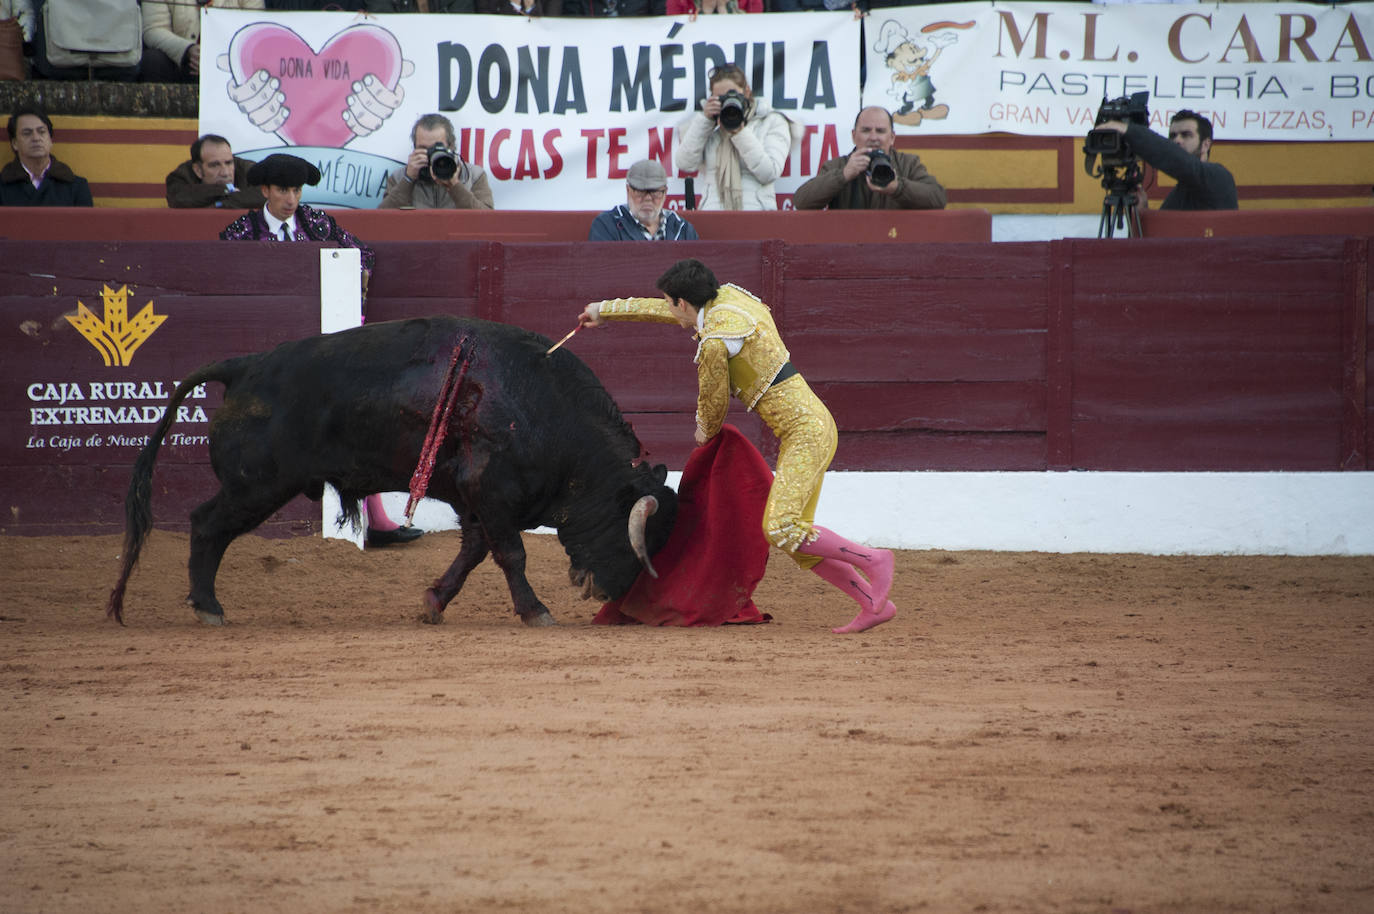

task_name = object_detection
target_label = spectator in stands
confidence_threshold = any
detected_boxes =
[665,0,761,13]
[792,106,946,211]
[676,63,792,210]
[378,113,493,210]
[1,104,92,207]
[0,0,34,81]
[588,159,699,241]
[476,0,553,13]
[165,134,264,209]
[218,153,422,548]
[1097,109,1238,211]
[141,0,264,84]
[266,0,363,8]
[365,0,475,10]
[561,0,661,15]
[769,0,842,10]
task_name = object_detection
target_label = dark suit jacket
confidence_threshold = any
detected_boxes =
[0,157,94,206]
[165,157,266,209]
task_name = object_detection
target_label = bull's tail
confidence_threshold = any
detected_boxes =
[106,361,237,625]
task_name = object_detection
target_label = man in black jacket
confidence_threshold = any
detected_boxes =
[1099,109,1238,211]
[165,134,264,209]
[0,104,93,207]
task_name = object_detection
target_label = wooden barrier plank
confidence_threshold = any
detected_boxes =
[0,207,993,244]
[815,380,1046,432]
[835,430,1047,472]
[1141,208,1374,239]
[791,329,1045,383]
[1340,238,1369,471]
[1071,420,1344,471]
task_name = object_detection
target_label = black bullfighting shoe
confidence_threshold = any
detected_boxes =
[366,526,424,547]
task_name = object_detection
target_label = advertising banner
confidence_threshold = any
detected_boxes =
[199,9,862,210]
[861,2,1374,141]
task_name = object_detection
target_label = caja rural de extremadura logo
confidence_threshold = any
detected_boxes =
[66,284,166,367]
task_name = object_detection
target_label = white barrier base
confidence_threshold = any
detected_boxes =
[820,471,1374,556]
[323,472,1374,557]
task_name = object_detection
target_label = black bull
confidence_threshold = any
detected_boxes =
[107,317,678,626]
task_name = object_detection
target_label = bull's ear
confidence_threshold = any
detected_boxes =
[651,463,668,485]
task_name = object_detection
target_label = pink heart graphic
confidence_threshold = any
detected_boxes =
[228,23,403,148]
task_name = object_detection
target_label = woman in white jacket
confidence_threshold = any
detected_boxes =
[676,64,796,211]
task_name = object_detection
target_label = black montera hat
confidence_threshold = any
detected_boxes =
[247,154,321,188]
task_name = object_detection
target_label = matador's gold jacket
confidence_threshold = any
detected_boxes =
[596,284,792,438]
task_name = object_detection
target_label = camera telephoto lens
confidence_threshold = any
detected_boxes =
[717,90,747,131]
[427,144,459,182]
[867,150,896,188]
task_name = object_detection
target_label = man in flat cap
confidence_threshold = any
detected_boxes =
[219,153,420,548]
[588,159,699,241]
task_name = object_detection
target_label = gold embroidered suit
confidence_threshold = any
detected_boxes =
[596,284,837,566]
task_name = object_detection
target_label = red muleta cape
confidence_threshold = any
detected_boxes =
[594,424,773,626]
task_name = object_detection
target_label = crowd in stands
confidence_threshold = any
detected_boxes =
[0,0,1240,222]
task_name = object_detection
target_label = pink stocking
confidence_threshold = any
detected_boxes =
[802,528,896,634]
[364,493,398,532]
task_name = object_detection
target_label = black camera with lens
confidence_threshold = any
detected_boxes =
[421,142,459,183]
[866,149,896,188]
[716,90,749,131]
[1083,91,1149,166]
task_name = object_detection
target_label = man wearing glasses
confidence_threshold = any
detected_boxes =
[588,159,700,241]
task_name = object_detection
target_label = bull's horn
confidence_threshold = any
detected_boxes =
[628,495,659,579]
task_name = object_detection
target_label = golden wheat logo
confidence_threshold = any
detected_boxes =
[66,284,167,367]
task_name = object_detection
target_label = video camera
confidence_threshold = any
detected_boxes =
[1083,91,1149,238]
[420,143,459,183]
[1083,91,1149,169]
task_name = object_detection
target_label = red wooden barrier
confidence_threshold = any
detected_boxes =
[2,235,1368,536]
[0,207,991,243]
[1141,207,1374,240]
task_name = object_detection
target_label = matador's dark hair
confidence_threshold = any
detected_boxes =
[656,259,719,310]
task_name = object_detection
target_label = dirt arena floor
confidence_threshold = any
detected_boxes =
[3,530,1372,914]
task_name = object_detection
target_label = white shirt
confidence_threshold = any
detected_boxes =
[262,208,298,241]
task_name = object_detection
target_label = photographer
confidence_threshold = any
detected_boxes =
[676,65,795,211]
[792,106,946,211]
[378,114,493,210]
[1098,109,1237,211]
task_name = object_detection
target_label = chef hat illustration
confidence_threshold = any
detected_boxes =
[874,19,912,56]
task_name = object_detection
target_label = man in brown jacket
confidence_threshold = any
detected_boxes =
[165,135,264,209]
[792,107,946,211]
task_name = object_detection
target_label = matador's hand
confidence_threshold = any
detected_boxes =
[578,302,604,328]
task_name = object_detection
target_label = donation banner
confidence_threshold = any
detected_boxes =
[861,1,1374,141]
[200,9,861,210]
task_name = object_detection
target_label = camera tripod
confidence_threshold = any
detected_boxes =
[1097,165,1144,239]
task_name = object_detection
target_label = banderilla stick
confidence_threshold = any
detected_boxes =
[545,324,581,356]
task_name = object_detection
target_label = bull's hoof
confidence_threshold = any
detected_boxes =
[520,609,556,628]
[419,589,446,625]
[194,609,227,626]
